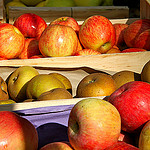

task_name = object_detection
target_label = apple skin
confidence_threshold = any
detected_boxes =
[39,24,78,57]
[7,66,39,102]
[124,19,150,48]
[108,81,150,133]
[74,0,102,6]
[50,16,80,33]
[40,141,73,150]
[18,38,41,59]
[121,48,147,53]
[29,54,44,59]
[68,98,121,150]
[0,76,9,100]
[139,120,150,150]
[73,48,101,56]
[134,29,150,50]
[0,23,25,59]
[104,141,140,150]
[13,13,47,40]
[20,0,43,6]
[113,23,128,49]
[0,111,38,150]
[79,15,116,54]
[106,47,121,54]
[76,72,116,97]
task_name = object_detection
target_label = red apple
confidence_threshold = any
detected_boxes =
[13,13,47,40]
[68,98,121,150]
[0,23,25,59]
[39,24,78,57]
[106,47,121,54]
[0,111,38,149]
[121,48,147,53]
[113,23,128,49]
[73,48,101,56]
[108,81,150,133]
[40,141,73,150]
[29,54,44,59]
[134,29,150,50]
[79,15,116,54]
[104,141,140,150]
[18,38,41,59]
[49,16,80,33]
[124,19,150,48]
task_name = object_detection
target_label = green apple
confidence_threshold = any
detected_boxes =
[26,74,66,99]
[101,0,113,6]
[44,0,76,7]
[7,66,39,102]
[74,0,102,6]
[36,1,46,7]
[20,0,43,6]
[0,99,16,105]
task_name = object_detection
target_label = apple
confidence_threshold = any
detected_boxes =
[101,0,113,6]
[108,81,150,133]
[105,47,121,54]
[139,120,150,150]
[68,98,121,150]
[50,16,80,33]
[18,38,41,59]
[40,141,73,150]
[44,0,76,7]
[13,13,47,40]
[7,66,39,102]
[26,74,66,99]
[104,141,140,150]
[36,1,46,7]
[73,48,101,56]
[20,0,43,6]
[29,54,44,59]
[134,29,150,50]
[79,15,116,54]
[141,60,150,83]
[39,24,78,57]
[76,72,116,97]
[121,48,147,53]
[74,0,102,6]
[0,99,16,105]
[0,76,9,100]
[0,23,25,59]
[124,19,150,48]
[113,23,128,49]
[0,111,38,149]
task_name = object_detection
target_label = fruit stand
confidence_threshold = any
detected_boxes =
[0,0,150,149]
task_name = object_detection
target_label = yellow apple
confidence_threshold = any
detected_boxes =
[141,60,150,83]
[49,72,72,94]
[76,72,116,98]
[0,99,16,105]
[36,1,46,7]
[26,74,66,99]
[20,0,43,6]
[7,66,39,102]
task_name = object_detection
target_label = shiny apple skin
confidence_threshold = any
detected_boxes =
[79,15,116,54]
[0,23,25,59]
[39,24,78,57]
[13,13,47,40]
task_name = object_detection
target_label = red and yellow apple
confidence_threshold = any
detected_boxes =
[0,111,38,149]
[13,13,47,40]
[0,23,25,59]
[18,38,41,59]
[108,81,150,133]
[39,24,78,57]
[79,15,116,53]
[68,98,121,150]
[121,48,147,53]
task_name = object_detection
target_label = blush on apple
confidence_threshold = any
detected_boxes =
[73,49,101,56]
[79,15,116,54]
[104,141,140,150]
[39,24,78,57]
[0,23,25,59]
[124,19,150,48]
[68,98,121,150]
[0,111,38,149]
[18,38,41,59]
[108,81,150,133]
[49,16,80,33]
[13,13,47,40]
[121,48,147,53]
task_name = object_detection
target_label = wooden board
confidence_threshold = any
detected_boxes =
[7,6,129,24]
[140,0,150,19]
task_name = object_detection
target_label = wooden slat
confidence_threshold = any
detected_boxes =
[140,0,150,19]
[8,6,129,24]
[72,6,129,21]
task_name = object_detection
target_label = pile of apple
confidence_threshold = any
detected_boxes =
[0,13,149,60]
[0,61,150,149]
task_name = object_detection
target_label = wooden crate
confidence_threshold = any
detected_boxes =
[0,0,5,22]
[140,0,150,19]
